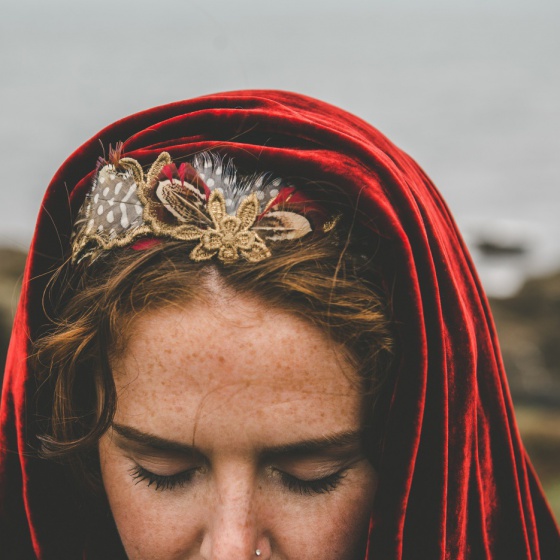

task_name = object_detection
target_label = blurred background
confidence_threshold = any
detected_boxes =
[1,0,559,518]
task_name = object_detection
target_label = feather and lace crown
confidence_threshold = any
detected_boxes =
[71,148,339,265]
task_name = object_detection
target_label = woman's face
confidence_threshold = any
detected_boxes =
[99,292,377,560]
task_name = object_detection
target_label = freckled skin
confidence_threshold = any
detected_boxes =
[99,294,377,560]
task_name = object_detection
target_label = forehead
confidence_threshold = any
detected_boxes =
[111,295,363,450]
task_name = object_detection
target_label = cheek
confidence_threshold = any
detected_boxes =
[98,439,204,560]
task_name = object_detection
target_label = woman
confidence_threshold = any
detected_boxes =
[0,90,558,559]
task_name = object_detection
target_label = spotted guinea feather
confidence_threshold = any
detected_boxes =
[74,165,144,240]
[192,152,289,215]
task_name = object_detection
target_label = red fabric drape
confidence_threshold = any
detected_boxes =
[1,90,558,559]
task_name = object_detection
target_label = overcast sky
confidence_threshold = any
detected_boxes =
[1,0,559,294]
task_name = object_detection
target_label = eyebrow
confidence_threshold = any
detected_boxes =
[111,423,363,458]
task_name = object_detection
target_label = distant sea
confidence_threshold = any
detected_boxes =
[1,0,559,296]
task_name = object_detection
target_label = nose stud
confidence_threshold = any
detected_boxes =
[255,550,262,557]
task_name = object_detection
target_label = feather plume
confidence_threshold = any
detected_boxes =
[192,153,291,216]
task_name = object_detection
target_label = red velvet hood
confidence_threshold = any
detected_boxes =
[1,90,558,558]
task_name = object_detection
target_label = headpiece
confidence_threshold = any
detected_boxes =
[71,147,336,265]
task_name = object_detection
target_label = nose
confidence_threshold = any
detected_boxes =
[199,471,270,560]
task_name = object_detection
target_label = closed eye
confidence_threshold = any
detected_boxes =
[276,468,348,496]
[129,464,199,491]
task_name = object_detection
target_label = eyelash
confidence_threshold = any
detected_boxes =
[277,469,347,496]
[129,464,197,491]
[129,464,348,495]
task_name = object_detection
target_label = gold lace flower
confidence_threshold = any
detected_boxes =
[190,190,271,264]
